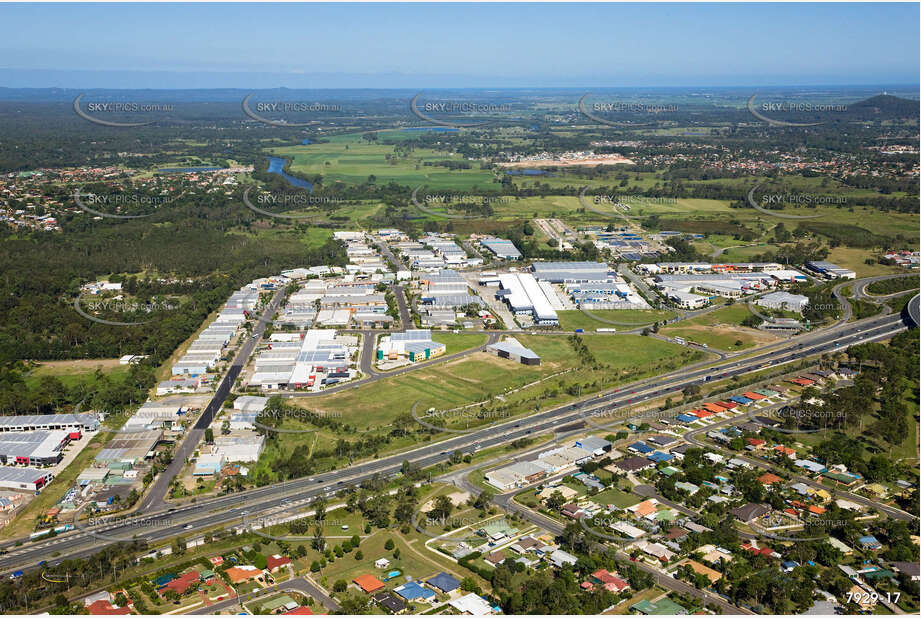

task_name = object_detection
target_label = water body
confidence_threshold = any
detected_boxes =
[505,169,552,176]
[266,157,313,192]
[159,166,222,173]
[301,138,312,145]
[403,127,459,133]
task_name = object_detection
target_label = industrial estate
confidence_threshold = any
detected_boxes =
[0,3,917,617]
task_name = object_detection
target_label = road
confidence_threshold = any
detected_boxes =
[0,308,909,573]
[189,574,340,614]
[138,287,286,511]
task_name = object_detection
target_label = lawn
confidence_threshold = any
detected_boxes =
[661,304,777,351]
[431,332,489,356]
[23,359,129,390]
[271,133,496,191]
[592,486,642,509]
[557,309,677,331]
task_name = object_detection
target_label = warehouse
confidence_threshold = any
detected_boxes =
[497,273,558,324]
[480,237,522,260]
[531,261,613,283]
[755,291,810,313]
[0,466,54,492]
[213,434,265,463]
[0,413,99,433]
[805,261,856,280]
[487,337,541,365]
[0,430,71,466]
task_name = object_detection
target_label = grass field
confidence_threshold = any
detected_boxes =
[23,359,128,390]
[431,332,488,355]
[660,304,776,351]
[557,309,677,331]
[272,133,496,191]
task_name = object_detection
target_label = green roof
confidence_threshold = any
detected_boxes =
[822,471,858,484]
[479,518,518,537]
[262,595,296,611]
[654,510,677,522]
[659,466,680,477]
[754,389,779,397]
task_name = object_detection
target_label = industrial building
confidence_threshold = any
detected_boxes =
[378,330,446,363]
[805,261,856,280]
[0,466,54,492]
[480,237,522,260]
[496,273,559,325]
[250,329,355,390]
[0,413,99,433]
[755,291,810,313]
[486,337,541,365]
[212,434,265,463]
[0,430,71,466]
[530,261,613,283]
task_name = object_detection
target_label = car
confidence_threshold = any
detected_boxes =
[183,524,193,530]
[252,334,258,339]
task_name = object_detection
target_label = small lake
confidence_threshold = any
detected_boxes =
[505,169,552,176]
[266,157,313,192]
[301,138,312,145]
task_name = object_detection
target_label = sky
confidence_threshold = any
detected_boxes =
[0,2,918,89]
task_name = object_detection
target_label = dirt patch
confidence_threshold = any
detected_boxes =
[29,358,122,375]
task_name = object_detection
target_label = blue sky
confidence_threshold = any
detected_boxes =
[0,3,917,88]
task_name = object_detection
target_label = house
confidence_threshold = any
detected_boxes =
[549,549,578,568]
[627,441,654,455]
[485,550,506,566]
[374,558,391,569]
[538,484,578,503]
[858,535,882,551]
[394,581,436,602]
[373,591,407,614]
[87,600,131,615]
[612,456,654,473]
[449,593,495,615]
[635,540,675,562]
[426,572,460,594]
[684,559,722,584]
[891,561,920,582]
[730,503,771,523]
[611,521,647,539]
[353,574,387,594]
[266,554,292,572]
[226,565,262,584]
[561,503,583,519]
[586,568,630,593]
[163,570,200,595]
[758,472,783,486]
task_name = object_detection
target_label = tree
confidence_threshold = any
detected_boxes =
[204,427,214,443]
[333,579,347,592]
[384,538,395,551]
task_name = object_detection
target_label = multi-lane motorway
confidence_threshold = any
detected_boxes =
[0,304,912,575]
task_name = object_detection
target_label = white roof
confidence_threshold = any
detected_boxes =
[449,593,493,615]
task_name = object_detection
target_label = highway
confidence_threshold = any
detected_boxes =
[0,308,910,575]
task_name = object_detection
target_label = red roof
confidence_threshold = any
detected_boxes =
[747,438,765,446]
[284,607,314,615]
[267,554,292,571]
[163,571,200,595]
[758,472,782,485]
[715,400,737,409]
[702,403,724,414]
[353,574,385,593]
[87,600,131,615]
[692,410,714,418]
[743,392,766,400]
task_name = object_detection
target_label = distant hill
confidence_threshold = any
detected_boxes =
[847,94,919,119]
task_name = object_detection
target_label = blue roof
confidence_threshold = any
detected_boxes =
[647,451,674,462]
[729,395,753,404]
[426,572,460,592]
[394,581,435,600]
[859,535,880,544]
[676,414,698,423]
[629,441,654,454]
